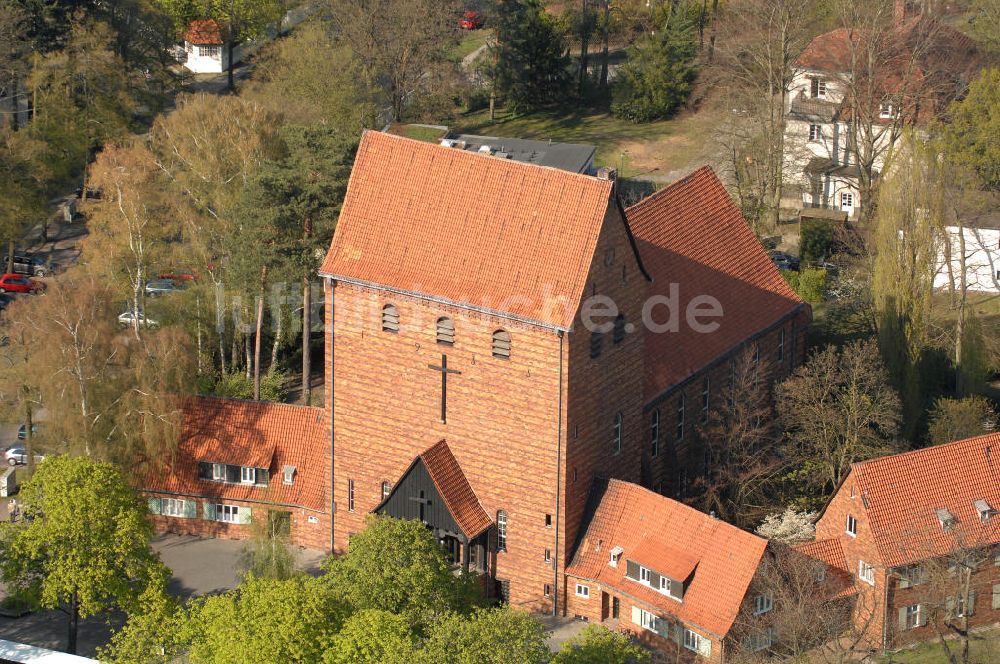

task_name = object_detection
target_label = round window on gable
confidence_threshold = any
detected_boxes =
[381,304,400,333]
[492,329,511,359]
[436,317,455,345]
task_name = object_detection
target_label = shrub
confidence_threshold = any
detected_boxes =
[799,219,835,264]
[797,268,827,303]
[209,371,288,402]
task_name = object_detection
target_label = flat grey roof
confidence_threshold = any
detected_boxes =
[443,133,597,174]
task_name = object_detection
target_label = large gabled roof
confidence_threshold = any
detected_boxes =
[141,397,328,512]
[418,440,492,539]
[847,432,1000,567]
[566,479,768,638]
[320,130,615,330]
[626,166,804,398]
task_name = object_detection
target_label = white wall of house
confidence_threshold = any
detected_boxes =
[183,41,227,74]
[934,226,1000,293]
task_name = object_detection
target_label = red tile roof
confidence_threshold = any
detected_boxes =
[319,130,615,330]
[566,479,768,638]
[141,397,328,512]
[848,432,1000,568]
[419,440,492,538]
[626,167,805,397]
[184,19,224,45]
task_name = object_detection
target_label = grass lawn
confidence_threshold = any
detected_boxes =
[451,101,724,179]
[880,628,1000,663]
[450,29,490,61]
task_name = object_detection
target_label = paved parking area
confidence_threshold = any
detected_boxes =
[0,534,327,657]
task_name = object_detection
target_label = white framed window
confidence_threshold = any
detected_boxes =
[684,628,702,652]
[640,566,651,584]
[347,479,355,512]
[841,192,854,209]
[859,560,875,585]
[747,627,775,652]
[575,583,589,598]
[810,77,827,98]
[216,504,240,523]
[162,498,186,517]
[497,510,507,551]
[650,409,659,458]
[754,592,773,615]
[846,514,857,537]
[809,124,823,141]
[879,102,895,118]
[212,463,226,481]
[240,466,256,484]
[638,608,659,632]
[613,412,622,454]
[199,45,221,59]
[904,603,921,629]
[381,481,391,500]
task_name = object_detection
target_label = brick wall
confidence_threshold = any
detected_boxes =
[145,491,331,551]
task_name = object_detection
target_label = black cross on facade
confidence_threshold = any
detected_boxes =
[428,354,461,423]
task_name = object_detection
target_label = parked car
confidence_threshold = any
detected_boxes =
[4,253,47,277]
[0,274,44,294]
[769,250,800,271]
[157,269,197,282]
[16,424,38,440]
[3,445,44,467]
[118,310,159,328]
[459,10,482,29]
[145,279,183,297]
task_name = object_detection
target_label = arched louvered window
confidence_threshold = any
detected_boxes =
[613,412,623,454]
[492,329,511,359]
[590,330,603,358]
[650,409,660,458]
[381,304,399,333]
[436,317,455,345]
[613,314,626,344]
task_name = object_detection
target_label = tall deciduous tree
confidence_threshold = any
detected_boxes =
[325,610,418,664]
[418,607,550,664]
[943,67,1000,194]
[927,396,997,446]
[322,515,482,629]
[777,339,902,496]
[329,0,461,122]
[490,0,572,114]
[0,455,167,654]
[551,624,651,663]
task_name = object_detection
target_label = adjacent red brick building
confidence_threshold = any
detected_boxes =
[813,432,1000,650]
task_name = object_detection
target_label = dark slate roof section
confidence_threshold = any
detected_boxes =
[443,133,597,174]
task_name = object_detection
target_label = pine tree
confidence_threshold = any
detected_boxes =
[491,0,571,113]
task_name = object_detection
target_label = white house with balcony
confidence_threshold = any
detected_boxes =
[934,223,1000,294]
[182,19,227,74]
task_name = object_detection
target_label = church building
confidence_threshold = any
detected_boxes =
[143,129,809,624]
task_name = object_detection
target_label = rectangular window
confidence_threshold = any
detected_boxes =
[640,566,651,584]
[754,592,773,615]
[846,514,857,536]
[747,627,775,652]
[347,479,355,512]
[199,45,221,59]
[880,103,894,118]
[545,514,552,528]
[676,395,685,442]
[992,583,1000,610]
[212,463,226,481]
[841,192,854,209]
[197,462,212,480]
[809,124,823,141]
[777,329,785,362]
[700,379,710,424]
[240,467,256,484]
[810,77,826,98]
[650,410,659,458]
[162,498,186,517]
[497,511,507,551]
[859,560,875,585]
[638,608,658,632]
[575,583,590,598]
[684,629,702,652]
[544,584,551,597]
[904,603,921,629]
[216,504,240,523]
[544,549,551,562]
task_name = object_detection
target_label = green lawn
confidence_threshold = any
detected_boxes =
[879,629,1000,663]
[451,102,722,177]
[450,30,490,62]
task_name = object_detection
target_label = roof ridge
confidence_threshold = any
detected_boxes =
[368,130,613,187]
[852,431,1000,471]
[625,164,715,213]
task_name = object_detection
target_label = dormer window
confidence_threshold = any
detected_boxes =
[936,508,957,531]
[974,499,995,523]
[212,463,226,481]
[436,317,455,345]
[609,546,623,568]
[240,467,256,484]
[282,465,296,485]
[626,559,685,601]
[810,77,827,98]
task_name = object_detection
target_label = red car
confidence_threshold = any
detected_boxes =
[459,10,482,29]
[158,270,197,282]
[0,273,43,294]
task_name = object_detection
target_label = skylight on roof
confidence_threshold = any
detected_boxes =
[973,499,996,523]
[936,508,957,531]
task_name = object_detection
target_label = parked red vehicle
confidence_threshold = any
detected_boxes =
[459,10,482,29]
[0,273,43,294]
[158,270,197,281]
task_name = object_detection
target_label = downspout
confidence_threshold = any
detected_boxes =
[552,330,565,616]
[329,278,336,553]
[882,568,890,650]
